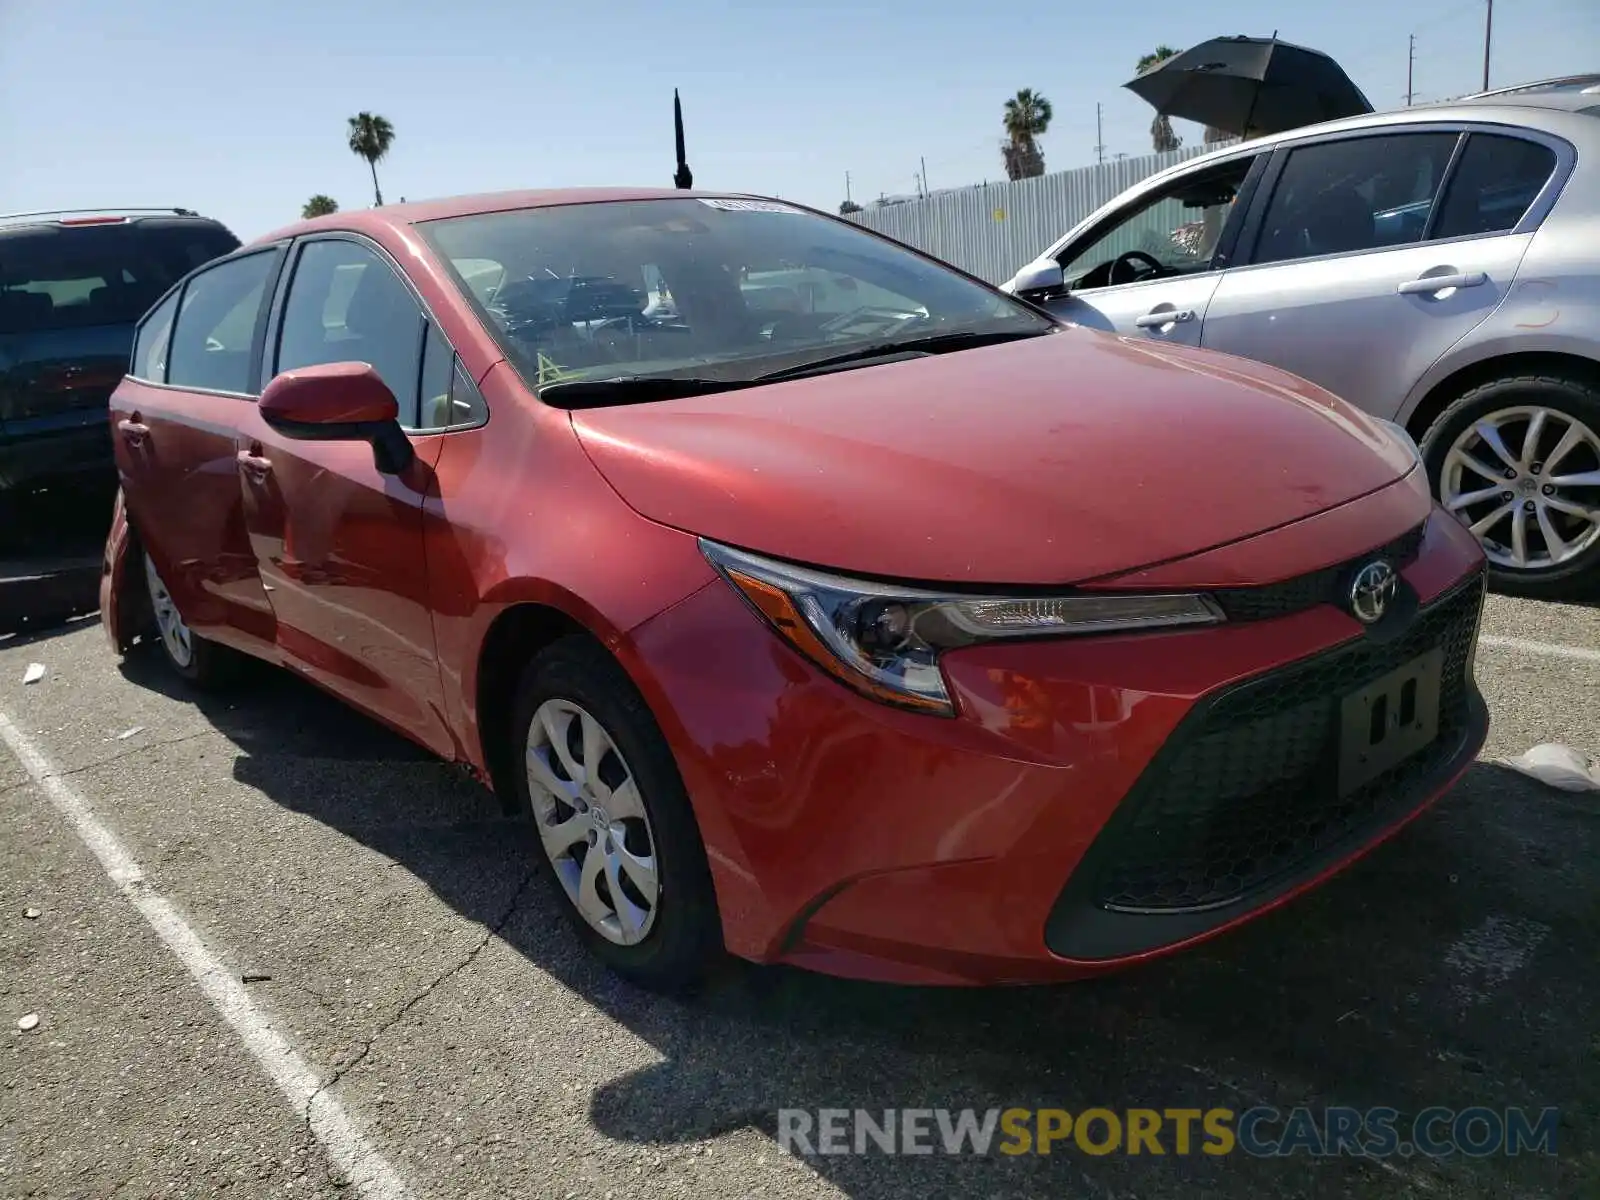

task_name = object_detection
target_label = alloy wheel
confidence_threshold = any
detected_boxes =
[1440,405,1600,571]
[143,553,195,669]
[525,698,660,946]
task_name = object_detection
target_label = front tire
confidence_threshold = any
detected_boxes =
[509,636,722,992]
[1420,371,1600,599]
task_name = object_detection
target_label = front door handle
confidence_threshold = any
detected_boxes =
[1397,271,1487,296]
[1135,309,1195,329]
[236,448,273,478]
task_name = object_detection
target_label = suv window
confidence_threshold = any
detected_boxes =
[131,288,180,382]
[166,251,277,394]
[1431,134,1558,239]
[1059,157,1258,289]
[0,220,239,334]
[276,240,424,412]
[1252,133,1461,266]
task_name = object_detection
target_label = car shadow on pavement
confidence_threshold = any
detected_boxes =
[118,647,1599,1200]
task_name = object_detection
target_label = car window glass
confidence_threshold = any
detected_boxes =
[449,359,489,426]
[277,240,423,411]
[0,221,238,334]
[1431,134,1558,240]
[1252,133,1460,266]
[417,323,455,429]
[420,197,1050,394]
[166,251,275,394]
[131,288,180,382]
[1059,157,1258,290]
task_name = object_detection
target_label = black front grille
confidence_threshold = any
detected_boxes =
[1212,521,1428,622]
[1088,569,1484,914]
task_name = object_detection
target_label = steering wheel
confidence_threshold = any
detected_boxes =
[1108,250,1166,286]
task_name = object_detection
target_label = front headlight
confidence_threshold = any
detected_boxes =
[701,540,1225,716]
[1377,418,1422,464]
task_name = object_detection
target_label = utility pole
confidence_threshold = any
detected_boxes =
[920,156,929,197]
[1095,102,1105,164]
[1482,0,1493,91]
[845,171,852,204]
[1405,33,1416,105]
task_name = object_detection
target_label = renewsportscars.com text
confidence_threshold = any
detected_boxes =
[777,1106,1559,1159]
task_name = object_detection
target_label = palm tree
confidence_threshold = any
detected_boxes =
[1136,47,1184,153]
[1001,88,1052,181]
[347,112,396,206]
[302,194,338,219]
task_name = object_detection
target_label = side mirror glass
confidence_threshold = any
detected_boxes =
[258,361,414,475]
[1011,261,1066,299]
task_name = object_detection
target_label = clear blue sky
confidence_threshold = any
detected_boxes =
[1,0,1593,241]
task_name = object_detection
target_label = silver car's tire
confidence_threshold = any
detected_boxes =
[1421,371,1600,598]
[508,635,721,992]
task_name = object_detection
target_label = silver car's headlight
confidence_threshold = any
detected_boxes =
[701,540,1224,716]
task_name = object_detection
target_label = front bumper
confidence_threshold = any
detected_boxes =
[619,502,1489,985]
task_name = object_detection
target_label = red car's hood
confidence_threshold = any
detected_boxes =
[570,329,1416,585]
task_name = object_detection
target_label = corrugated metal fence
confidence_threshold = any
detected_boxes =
[845,144,1230,285]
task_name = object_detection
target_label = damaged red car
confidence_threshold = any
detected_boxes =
[101,189,1489,990]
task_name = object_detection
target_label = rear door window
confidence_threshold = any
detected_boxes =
[1250,133,1461,266]
[166,251,277,395]
[0,220,239,334]
[1430,133,1559,239]
[131,288,181,382]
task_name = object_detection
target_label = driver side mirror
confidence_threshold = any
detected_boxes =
[1009,260,1065,300]
[258,361,415,476]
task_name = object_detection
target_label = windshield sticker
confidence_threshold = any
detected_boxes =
[697,198,802,214]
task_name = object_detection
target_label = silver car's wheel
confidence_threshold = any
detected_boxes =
[525,698,660,946]
[143,553,194,669]
[1440,404,1600,571]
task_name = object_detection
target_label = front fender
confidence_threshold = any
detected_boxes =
[99,488,150,654]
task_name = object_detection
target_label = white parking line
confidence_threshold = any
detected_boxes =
[1479,634,1600,665]
[0,712,410,1200]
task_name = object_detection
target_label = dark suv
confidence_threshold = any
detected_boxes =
[0,209,240,509]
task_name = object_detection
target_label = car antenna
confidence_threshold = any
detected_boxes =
[673,89,693,190]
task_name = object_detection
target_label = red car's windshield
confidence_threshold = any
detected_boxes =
[419,198,1053,397]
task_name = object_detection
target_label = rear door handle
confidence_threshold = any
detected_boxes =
[236,448,273,477]
[1397,271,1487,296]
[1134,309,1195,329]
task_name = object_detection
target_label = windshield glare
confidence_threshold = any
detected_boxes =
[420,198,1052,393]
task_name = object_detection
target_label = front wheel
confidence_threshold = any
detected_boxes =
[1421,372,1600,598]
[509,636,722,992]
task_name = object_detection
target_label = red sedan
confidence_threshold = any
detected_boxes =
[100,188,1489,990]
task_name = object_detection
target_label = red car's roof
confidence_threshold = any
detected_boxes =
[252,187,777,248]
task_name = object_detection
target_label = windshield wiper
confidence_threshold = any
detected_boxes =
[538,375,756,407]
[752,327,1052,383]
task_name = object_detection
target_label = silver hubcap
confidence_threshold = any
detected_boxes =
[525,699,659,945]
[1441,405,1600,571]
[143,554,194,668]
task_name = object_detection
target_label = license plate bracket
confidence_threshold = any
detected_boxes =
[1337,647,1444,796]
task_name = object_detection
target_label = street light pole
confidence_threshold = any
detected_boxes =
[1482,0,1493,92]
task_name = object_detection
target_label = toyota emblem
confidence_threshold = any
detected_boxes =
[1348,560,1398,625]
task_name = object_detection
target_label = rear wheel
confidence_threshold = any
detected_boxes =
[141,551,237,687]
[1421,372,1600,598]
[509,636,721,992]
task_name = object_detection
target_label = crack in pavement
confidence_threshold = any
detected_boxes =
[0,728,218,798]
[300,867,540,1166]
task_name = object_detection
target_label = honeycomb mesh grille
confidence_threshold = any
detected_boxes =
[1213,521,1428,622]
[1093,569,1484,914]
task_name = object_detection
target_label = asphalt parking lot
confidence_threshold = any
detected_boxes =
[2,591,1597,1199]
